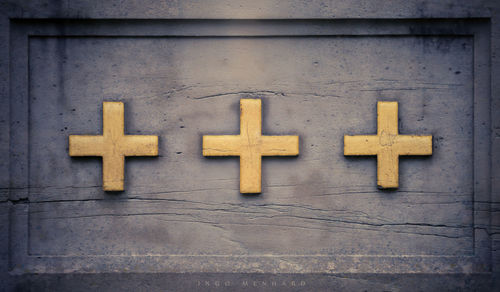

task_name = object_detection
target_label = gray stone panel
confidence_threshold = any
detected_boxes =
[1,1,499,291]
[26,35,474,258]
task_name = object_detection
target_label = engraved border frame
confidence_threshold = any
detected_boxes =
[8,19,492,274]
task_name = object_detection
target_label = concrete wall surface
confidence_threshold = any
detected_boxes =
[1,1,499,291]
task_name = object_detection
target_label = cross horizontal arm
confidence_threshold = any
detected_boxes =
[260,136,299,156]
[122,135,159,156]
[395,135,433,155]
[202,135,242,156]
[69,135,105,156]
[344,135,379,155]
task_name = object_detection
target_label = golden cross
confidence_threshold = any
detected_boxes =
[203,99,299,193]
[344,101,432,188]
[69,102,158,191]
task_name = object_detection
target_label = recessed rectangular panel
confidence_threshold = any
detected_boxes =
[27,35,473,257]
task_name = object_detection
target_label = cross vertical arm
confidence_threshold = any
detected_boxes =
[240,152,262,193]
[240,99,262,141]
[377,148,400,188]
[103,101,125,139]
[377,101,398,135]
[102,154,125,191]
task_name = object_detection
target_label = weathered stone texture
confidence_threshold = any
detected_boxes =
[1,1,499,291]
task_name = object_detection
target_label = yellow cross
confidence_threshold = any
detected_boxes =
[344,101,432,188]
[203,99,299,193]
[69,102,158,191]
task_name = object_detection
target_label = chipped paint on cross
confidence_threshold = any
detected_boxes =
[203,99,299,193]
[69,102,158,191]
[344,101,432,188]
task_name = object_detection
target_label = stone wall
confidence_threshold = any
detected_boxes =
[1,1,499,291]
